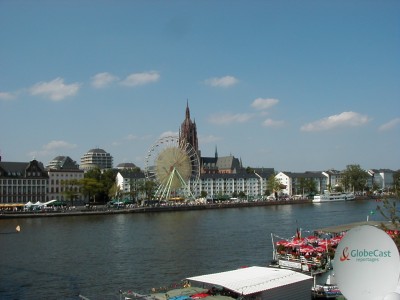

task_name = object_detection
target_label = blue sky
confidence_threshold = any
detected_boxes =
[1,0,399,172]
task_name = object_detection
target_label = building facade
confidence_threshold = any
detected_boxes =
[80,148,113,171]
[0,159,49,204]
[191,169,275,199]
[275,171,327,197]
[116,170,146,201]
[368,169,395,191]
[46,156,84,202]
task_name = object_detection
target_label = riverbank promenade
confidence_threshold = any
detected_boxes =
[0,199,313,219]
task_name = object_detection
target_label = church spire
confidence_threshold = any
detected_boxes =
[186,99,190,120]
[179,100,199,155]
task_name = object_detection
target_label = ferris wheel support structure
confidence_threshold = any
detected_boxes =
[144,136,200,201]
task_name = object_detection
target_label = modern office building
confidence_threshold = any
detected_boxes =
[80,148,113,171]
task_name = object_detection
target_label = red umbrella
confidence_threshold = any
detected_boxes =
[300,245,315,253]
[314,246,326,253]
[306,235,318,243]
[276,240,290,246]
[330,236,343,244]
[318,239,331,246]
[291,238,306,246]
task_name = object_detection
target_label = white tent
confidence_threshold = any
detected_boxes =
[24,201,33,207]
[187,266,312,296]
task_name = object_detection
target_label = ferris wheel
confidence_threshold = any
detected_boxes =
[144,136,200,201]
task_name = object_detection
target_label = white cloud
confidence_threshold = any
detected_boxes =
[251,98,279,110]
[262,118,284,128]
[159,131,179,138]
[120,71,160,87]
[204,76,239,88]
[208,112,252,125]
[43,140,77,151]
[91,72,119,88]
[29,140,77,159]
[124,134,138,141]
[300,111,370,132]
[29,77,80,101]
[0,92,16,101]
[379,118,400,131]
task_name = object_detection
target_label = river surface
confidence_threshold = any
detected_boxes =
[0,200,384,299]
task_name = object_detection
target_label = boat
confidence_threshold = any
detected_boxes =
[310,266,343,299]
[313,191,355,203]
[120,266,314,300]
[270,230,344,299]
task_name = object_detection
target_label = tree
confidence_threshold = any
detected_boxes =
[376,198,400,250]
[108,182,121,200]
[82,168,117,203]
[340,164,369,192]
[394,170,400,197]
[140,180,157,201]
[80,177,103,204]
[61,178,81,206]
[266,175,282,197]
[297,178,317,197]
[200,190,207,198]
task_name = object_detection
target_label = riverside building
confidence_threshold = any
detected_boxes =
[46,156,84,203]
[0,157,48,205]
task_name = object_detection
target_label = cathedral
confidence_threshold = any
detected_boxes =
[179,102,242,174]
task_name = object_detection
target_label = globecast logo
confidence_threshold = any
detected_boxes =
[339,246,392,263]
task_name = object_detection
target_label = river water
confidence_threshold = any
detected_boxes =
[0,200,384,299]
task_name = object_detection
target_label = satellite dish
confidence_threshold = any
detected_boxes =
[334,225,400,300]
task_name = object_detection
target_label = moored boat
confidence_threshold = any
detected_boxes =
[270,230,344,299]
[313,191,355,203]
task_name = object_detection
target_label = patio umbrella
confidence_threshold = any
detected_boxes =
[276,240,290,246]
[291,238,306,246]
[305,235,318,243]
[300,245,315,253]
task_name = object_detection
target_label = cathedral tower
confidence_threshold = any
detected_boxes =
[179,101,199,155]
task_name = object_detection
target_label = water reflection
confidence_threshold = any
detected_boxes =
[0,200,383,299]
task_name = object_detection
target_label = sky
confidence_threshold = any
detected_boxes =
[1,0,399,172]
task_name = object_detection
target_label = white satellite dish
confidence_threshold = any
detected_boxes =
[334,225,400,300]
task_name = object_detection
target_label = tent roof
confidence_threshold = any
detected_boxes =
[186,266,311,296]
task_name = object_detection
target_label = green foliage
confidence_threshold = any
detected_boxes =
[376,198,400,250]
[245,166,254,174]
[394,171,400,198]
[60,179,81,206]
[81,168,118,203]
[141,181,157,200]
[297,178,317,195]
[267,175,282,195]
[340,164,369,192]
